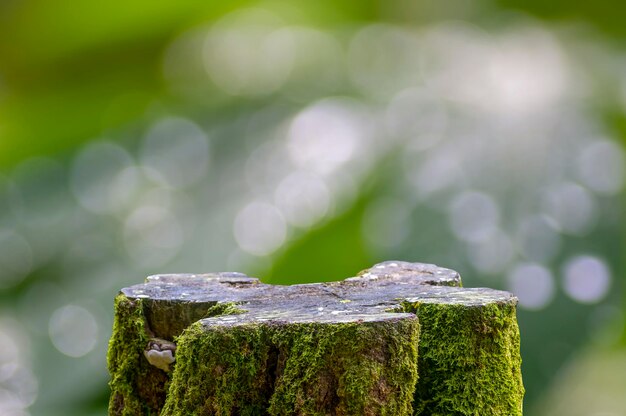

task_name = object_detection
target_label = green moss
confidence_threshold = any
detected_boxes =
[161,317,420,416]
[203,302,247,317]
[403,301,524,415]
[107,294,169,415]
[108,297,249,415]
[162,322,273,416]
[268,318,419,416]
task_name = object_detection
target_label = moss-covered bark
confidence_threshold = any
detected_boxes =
[268,318,419,416]
[107,262,524,416]
[162,322,273,416]
[107,293,248,415]
[162,316,420,416]
[404,297,524,415]
[108,294,170,415]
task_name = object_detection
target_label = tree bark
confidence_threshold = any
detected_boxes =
[107,261,524,415]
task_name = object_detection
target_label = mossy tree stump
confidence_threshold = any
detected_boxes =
[108,261,524,415]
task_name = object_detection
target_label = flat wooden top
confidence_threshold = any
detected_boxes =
[121,261,515,329]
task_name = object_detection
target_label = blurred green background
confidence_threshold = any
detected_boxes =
[0,1,625,415]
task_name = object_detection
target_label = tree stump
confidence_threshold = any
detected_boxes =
[107,261,524,415]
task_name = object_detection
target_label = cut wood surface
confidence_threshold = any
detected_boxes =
[107,261,524,415]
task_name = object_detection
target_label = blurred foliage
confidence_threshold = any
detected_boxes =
[0,0,384,166]
[0,1,625,416]
[497,0,626,39]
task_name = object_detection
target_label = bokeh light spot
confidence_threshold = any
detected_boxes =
[287,100,362,176]
[140,117,210,188]
[562,255,611,304]
[507,263,555,310]
[578,140,625,195]
[486,28,568,116]
[0,319,36,415]
[274,171,330,228]
[408,148,463,198]
[48,305,98,358]
[234,201,286,256]
[386,88,447,149]
[466,230,514,275]
[543,183,597,235]
[348,25,422,99]
[204,9,294,96]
